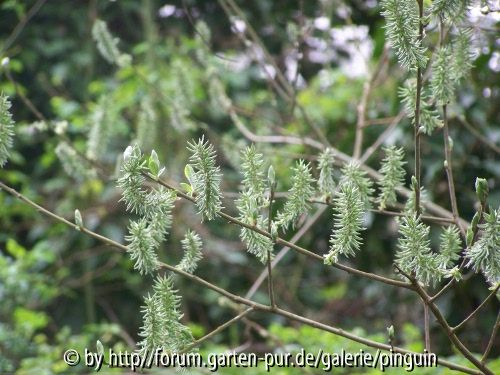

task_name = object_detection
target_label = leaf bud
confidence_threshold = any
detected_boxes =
[475,178,488,203]
[466,227,474,248]
[74,209,83,230]
[148,150,160,176]
[268,165,276,190]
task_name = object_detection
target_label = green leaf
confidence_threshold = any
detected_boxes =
[148,149,160,176]
[14,307,49,333]
[6,238,26,258]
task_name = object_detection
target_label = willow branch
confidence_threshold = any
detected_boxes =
[148,173,412,290]
[395,265,494,375]
[0,179,485,375]
[229,106,467,227]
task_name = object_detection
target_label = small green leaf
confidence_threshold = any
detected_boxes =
[180,182,193,194]
[475,178,488,203]
[148,150,160,176]
[14,307,49,333]
[466,227,474,248]
[6,238,26,258]
[444,267,462,282]
[471,212,480,230]
[184,164,195,185]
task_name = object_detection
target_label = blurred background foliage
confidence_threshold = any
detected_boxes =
[0,0,499,373]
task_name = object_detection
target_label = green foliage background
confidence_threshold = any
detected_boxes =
[0,0,498,373]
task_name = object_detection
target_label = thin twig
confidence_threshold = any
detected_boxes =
[368,208,455,224]
[424,302,431,352]
[228,108,323,150]
[413,0,424,217]
[219,0,293,98]
[353,46,388,159]
[4,69,46,121]
[481,310,500,364]
[1,0,47,55]
[442,105,464,234]
[363,116,399,127]
[183,308,254,352]
[452,284,500,332]
[359,110,405,164]
[456,116,500,155]
[439,18,464,238]
[266,186,276,309]
[217,0,331,147]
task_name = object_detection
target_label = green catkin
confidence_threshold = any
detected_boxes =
[92,19,131,67]
[55,142,96,181]
[275,160,315,230]
[237,191,274,263]
[399,80,442,134]
[396,214,441,286]
[381,0,427,70]
[339,161,374,209]
[177,230,204,274]
[431,46,456,105]
[451,29,474,82]
[86,95,114,161]
[0,94,15,167]
[438,226,462,269]
[466,208,500,286]
[117,145,148,215]
[324,182,365,264]
[125,218,160,275]
[137,294,166,355]
[377,146,406,210]
[431,0,470,23]
[187,136,223,221]
[136,96,158,151]
[153,275,193,351]
[236,146,273,263]
[317,148,336,201]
